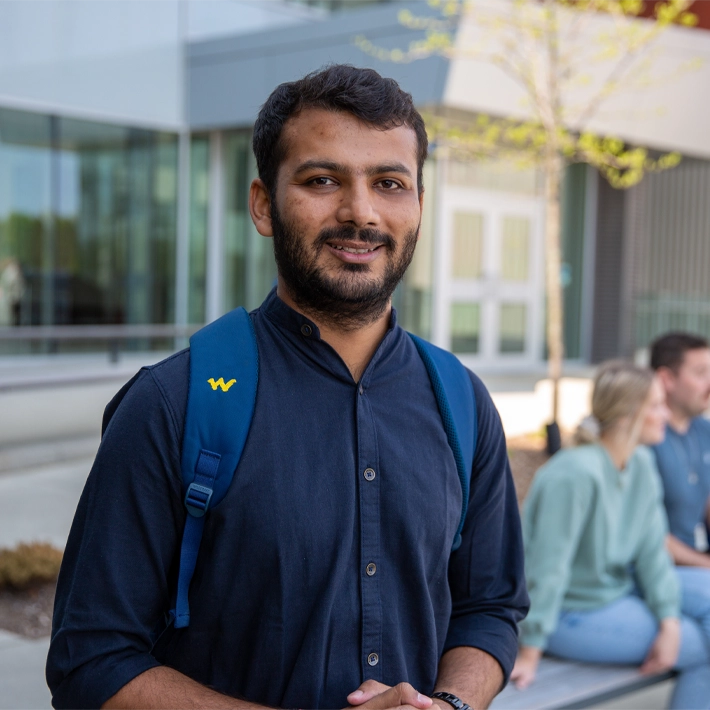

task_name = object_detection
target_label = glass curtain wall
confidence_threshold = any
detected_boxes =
[0,107,179,353]
[223,131,277,312]
[0,109,51,332]
[189,135,209,324]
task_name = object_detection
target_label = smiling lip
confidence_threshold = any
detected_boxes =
[326,241,384,264]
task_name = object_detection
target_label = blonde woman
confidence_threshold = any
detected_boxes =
[512,361,710,709]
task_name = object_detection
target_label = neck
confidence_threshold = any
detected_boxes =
[277,283,391,382]
[667,406,692,435]
[599,426,638,471]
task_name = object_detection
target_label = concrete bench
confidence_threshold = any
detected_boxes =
[490,657,674,710]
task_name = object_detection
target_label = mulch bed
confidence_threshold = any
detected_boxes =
[0,437,551,640]
[0,581,55,639]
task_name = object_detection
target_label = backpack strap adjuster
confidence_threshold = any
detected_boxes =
[184,483,213,517]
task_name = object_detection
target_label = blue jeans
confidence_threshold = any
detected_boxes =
[546,567,710,710]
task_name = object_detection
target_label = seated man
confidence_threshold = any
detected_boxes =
[651,332,710,568]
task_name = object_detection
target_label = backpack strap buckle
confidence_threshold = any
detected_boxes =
[184,483,213,517]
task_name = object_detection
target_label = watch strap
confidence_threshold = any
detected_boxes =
[431,691,472,710]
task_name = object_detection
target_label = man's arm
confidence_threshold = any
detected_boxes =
[433,646,504,710]
[443,375,529,688]
[47,365,188,708]
[102,667,268,710]
[666,533,710,568]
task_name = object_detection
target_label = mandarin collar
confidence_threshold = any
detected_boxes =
[259,286,398,339]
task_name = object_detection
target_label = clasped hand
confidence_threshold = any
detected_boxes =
[345,680,435,710]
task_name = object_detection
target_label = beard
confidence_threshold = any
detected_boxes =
[271,204,419,331]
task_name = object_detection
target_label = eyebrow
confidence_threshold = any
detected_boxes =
[293,160,414,179]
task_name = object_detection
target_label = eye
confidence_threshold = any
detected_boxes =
[307,176,337,186]
[377,178,403,190]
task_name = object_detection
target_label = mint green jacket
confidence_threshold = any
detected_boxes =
[519,444,680,649]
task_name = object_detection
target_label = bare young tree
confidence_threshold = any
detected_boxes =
[357,0,698,450]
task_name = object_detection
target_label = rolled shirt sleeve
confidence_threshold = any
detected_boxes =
[46,364,186,709]
[445,374,530,681]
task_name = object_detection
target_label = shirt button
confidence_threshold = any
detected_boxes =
[300,324,312,337]
[367,652,379,666]
[366,562,377,576]
[359,383,364,395]
[363,468,376,481]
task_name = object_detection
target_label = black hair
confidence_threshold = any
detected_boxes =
[252,64,428,197]
[650,331,710,372]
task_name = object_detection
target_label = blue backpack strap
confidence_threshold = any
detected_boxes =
[408,334,477,551]
[172,307,258,628]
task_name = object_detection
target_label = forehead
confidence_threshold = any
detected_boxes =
[278,107,419,172]
[680,347,710,372]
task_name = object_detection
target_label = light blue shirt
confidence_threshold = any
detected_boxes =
[652,417,710,549]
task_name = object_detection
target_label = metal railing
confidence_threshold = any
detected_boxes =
[0,324,203,391]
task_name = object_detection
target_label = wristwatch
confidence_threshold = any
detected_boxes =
[431,691,472,710]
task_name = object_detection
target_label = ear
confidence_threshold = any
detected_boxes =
[249,179,273,237]
[656,366,676,393]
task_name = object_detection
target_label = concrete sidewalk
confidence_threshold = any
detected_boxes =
[0,454,93,709]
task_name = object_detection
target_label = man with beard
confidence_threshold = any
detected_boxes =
[47,65,527,710]
[651,332,710,569]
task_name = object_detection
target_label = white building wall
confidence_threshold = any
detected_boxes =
[0,0,318,130]
[0,0,184,128]
[444,0,710,160]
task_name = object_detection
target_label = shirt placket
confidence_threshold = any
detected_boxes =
[356,380,382,681]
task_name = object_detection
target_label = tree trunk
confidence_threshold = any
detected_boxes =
[544,151,564,430]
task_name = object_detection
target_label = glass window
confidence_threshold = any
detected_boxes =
[0,107,179,354]
[223,131,276,312]
[57,117,177,327]
[500,215,530,281]
[189,135,209,324]
[450,302,480,354]
[499,303,527,353]
[446,158,542,196]
[0,108,52,329]
[452,212,483,279]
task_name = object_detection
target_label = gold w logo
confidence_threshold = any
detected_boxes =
[207,377,236,392]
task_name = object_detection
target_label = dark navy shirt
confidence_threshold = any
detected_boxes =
[653,418,710,549]
[47,290,528,709]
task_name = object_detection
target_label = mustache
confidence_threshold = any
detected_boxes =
[314,225,396,250]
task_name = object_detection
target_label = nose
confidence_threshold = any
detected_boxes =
[336,182,379,228]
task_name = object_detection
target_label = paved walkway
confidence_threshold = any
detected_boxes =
[0,455,93,709]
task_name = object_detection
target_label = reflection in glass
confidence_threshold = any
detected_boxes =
[450,302,480,354]
[500,303,527,353]
[223,133,248,312]
[501,216,530,281]
[452,212,483,279]
[223,131,276,311]
[0,107,179,353]
[0,109,51,329]
[189,135,209,324]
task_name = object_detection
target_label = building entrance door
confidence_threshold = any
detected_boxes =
[433,188,545,369]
